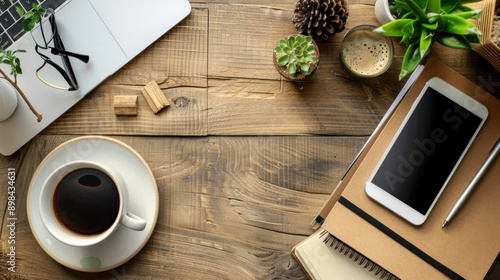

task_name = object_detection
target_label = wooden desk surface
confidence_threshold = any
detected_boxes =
[1,1,499,279]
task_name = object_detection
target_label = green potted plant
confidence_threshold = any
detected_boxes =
[0,3,45,122]
[0,47,42,122]
[273,34,320,80]
[374,0,482,80]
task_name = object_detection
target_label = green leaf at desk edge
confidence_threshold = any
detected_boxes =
[376,0,482,79]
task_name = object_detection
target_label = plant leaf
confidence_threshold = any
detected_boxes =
[464,33,481,43]
[442,14,479,35]
[15,65,22,75]
[296,35,305,44]
[12,49,26,54]
[421,21,439,30]
[452,9,482,20]
[437,33,472,49]
[32,12,41,24]
[23,11,34,20]
[288,63,297,75]
[375,19,414,36]
[22,19,36,32]
[427,0,441,14]
[300,62,310,73]
[419,28,434,57]
[413,0,428,10]
[306,44,316,53]
[400,43,424,80]
[451,4,473,13]
[441,0,461,13]
[278,55,289,66]
[403,0,428,21]
[15,3,24,17]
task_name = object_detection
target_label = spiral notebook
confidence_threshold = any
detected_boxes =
[292,230,399,280]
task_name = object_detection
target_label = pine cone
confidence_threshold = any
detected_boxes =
[293,0,349,41]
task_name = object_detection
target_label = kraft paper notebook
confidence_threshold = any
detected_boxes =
[292,63,424,280]
[321,58,500,279]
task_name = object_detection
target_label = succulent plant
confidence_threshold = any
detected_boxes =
[375,0,482,80]
[274,35,319,78]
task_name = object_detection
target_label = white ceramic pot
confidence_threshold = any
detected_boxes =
[0,79,18,122]
[374,0,395,25]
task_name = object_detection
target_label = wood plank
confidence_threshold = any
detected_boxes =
[1,2,498,280]
[43,8,209,136]
[3,135,499,278]
[41,3,499,137]
[0,135,366,279]
[207,3,398,135]
[206,3,499,136]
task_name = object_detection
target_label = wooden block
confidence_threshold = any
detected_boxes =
[141,81,170,114]
[114,95,138,116]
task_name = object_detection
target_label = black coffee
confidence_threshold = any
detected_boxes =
[53,168,120,235]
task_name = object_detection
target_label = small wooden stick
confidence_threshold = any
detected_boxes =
[114,95,138,116]
[141,81,170,114]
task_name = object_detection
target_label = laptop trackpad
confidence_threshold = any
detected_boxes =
[88,0,191,58]
[56,0,127,92]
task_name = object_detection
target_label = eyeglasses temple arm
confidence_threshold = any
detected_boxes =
[50,48,90,63]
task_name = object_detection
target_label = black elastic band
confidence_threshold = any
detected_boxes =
[314,215,325,225]
[338,196,465,280]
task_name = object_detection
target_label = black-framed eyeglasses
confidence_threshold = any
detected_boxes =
[33,9,89,91]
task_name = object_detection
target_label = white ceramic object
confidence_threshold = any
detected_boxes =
[39,160,147,247]
[374,0,395,25]
[27,136,158,272]
[0,79,18,122]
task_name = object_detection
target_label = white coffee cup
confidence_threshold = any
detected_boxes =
[39,160,146,247]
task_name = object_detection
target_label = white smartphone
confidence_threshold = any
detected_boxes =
[365,77,489,225]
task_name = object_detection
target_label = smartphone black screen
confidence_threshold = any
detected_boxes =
[371,87,482,215]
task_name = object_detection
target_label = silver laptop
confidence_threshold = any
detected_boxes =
[0,0,191,156]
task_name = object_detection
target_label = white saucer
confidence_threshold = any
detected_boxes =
[27,136,159,272]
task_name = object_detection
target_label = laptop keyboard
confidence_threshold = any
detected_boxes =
[0,0,65,49]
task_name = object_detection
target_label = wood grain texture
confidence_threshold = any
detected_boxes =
[40,2,499,136]
[113,95,138,116]
[207,3,398,136]
[206,2,500,136]
[0,135,366,279]
[43,8,209,136]
[1,1,499,279]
